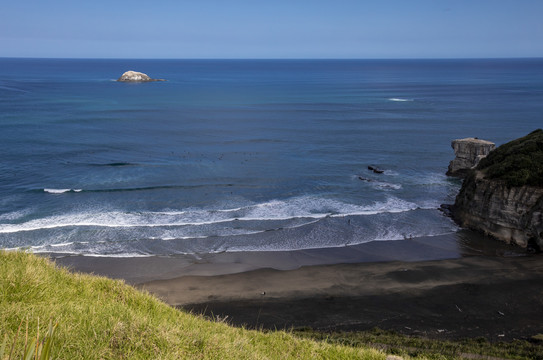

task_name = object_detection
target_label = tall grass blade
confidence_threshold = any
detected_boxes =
[23,339,36,360]
[40,321,57,360]
[9,319,24,360]
[0,334,7,359]
[36,343,43,360]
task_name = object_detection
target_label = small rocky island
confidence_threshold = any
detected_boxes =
[117,71,165,82]
[448,129,543,251]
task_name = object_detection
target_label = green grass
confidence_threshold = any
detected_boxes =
[476,129,543,187]
[293,328,543,360]
[4,251,542,359]
[0,250,386,360]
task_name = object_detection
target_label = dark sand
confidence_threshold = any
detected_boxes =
[53,232,543,342]
[142,256,543,341]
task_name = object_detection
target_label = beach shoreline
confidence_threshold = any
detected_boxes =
[51,230,509,283]
[50,231,543,342]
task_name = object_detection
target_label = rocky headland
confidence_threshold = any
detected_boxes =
[117,70,165,82]
[450,129,543,251]
[446,137,495,177]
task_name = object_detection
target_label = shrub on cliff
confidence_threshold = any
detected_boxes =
[476,129,543,187]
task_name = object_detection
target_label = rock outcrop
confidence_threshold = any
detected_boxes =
[117,71,165,82]
[454,173,543,249]
[452,130,543,251]
[446,138,495,177]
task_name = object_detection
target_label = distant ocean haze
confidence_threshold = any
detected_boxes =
[0,58,542,257]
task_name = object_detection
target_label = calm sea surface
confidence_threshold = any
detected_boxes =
[0,58,542,257]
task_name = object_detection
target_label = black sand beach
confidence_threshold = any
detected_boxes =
[52,232,543,342]
[174,256,543,342]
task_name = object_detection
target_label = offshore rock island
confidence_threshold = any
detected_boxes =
[117,70,165,82]
[451,129,543,251]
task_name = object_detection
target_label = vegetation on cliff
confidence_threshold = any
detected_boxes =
[476,129,543,187]
[0,250,383,360]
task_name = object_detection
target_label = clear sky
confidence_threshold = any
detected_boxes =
[1,0,542,59]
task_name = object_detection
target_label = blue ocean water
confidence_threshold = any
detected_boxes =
[0,58,542,257]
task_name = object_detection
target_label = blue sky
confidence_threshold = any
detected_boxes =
[1,0,542,59]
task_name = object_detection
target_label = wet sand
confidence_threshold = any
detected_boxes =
[53,231,517,284]
[52,232,543,341]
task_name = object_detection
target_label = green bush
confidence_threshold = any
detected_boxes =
[477,129,543,187]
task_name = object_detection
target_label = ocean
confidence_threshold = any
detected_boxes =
[1,58,542,258]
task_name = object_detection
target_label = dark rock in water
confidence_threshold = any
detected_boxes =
[446,137,495,177]
[368,166,384,174]
[452,129,543,250]
[438,204,454,218]
[117,71,165,82]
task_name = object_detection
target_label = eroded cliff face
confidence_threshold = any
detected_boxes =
[447,138,495,177]
[454,171,543,250]
[451,130,543,250]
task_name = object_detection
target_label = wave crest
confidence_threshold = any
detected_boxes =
[0,196,421,234]
[388,98,414,102]
[44,188,82,194]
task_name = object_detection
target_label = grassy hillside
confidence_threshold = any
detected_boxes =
[0,250,384,360]
[476,129,543,187]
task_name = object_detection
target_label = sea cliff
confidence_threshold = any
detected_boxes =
[447,138,495,177]
[452,129,543,251]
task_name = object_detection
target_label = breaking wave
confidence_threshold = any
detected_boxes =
[388,98,414,102]
[44,188,83,194]
[0,196,420,234]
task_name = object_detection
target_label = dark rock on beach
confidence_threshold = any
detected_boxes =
[117,70,165,82]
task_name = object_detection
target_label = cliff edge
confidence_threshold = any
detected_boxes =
[452,129,543,251]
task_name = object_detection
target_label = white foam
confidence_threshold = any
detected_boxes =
[35,249,152,258]
[0,216,237,233]
[244,197,415,219]
[49,242,74,247]
[7,242,151,258]
[68,253,153,258]
[388,98,414,102]
[44,188,82,194]
[371,182,402,190]
[0,210,31,221]
[0,196,421,234]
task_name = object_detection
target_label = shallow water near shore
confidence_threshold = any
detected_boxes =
[1,58,542,258]
[53,231,528,283]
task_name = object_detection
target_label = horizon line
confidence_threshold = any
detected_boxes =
[1,56,542,61]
